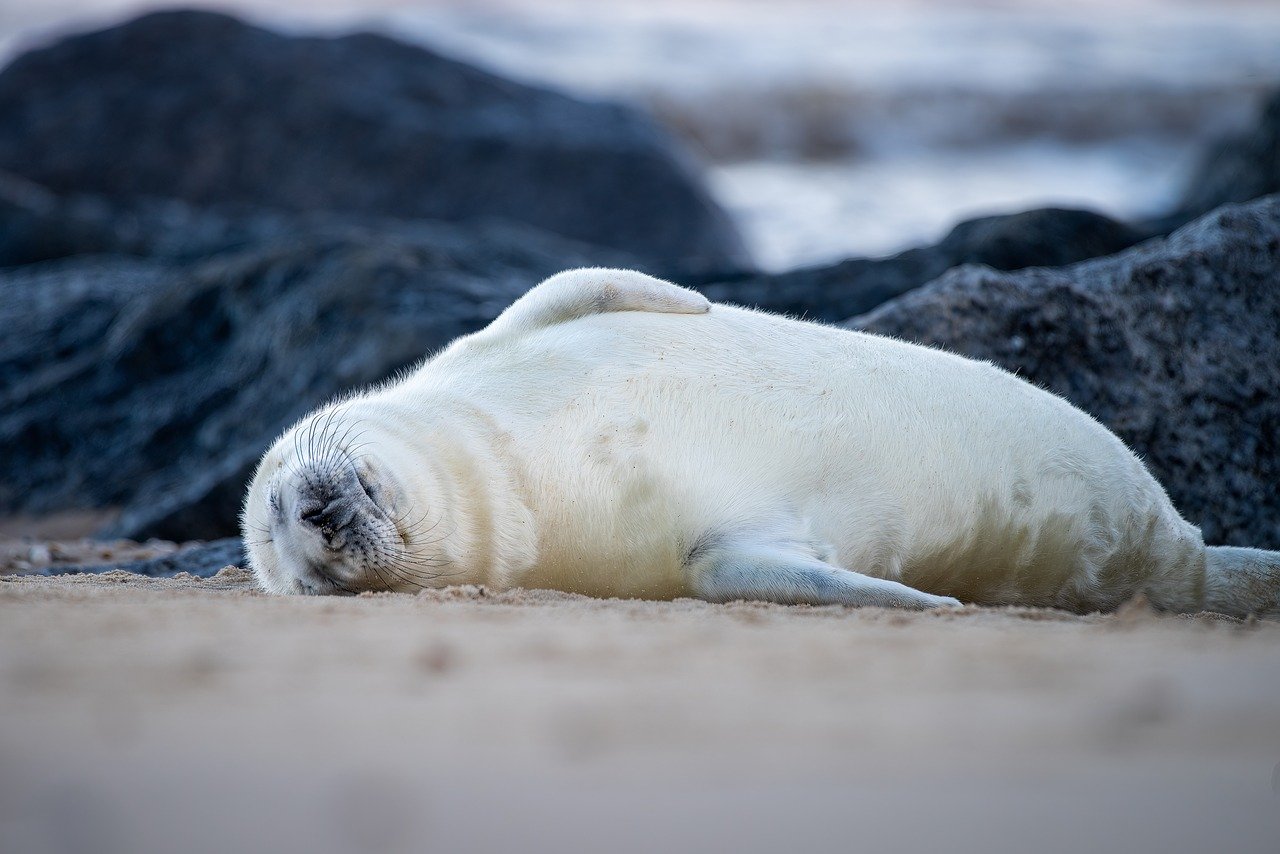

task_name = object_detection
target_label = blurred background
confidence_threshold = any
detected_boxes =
[4,0,1279,269]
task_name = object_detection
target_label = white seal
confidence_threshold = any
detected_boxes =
[242,268,1280,614]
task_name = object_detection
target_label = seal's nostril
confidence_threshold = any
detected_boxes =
[299,499,342,535]
[299,504,329,528]
[298,497,355,550]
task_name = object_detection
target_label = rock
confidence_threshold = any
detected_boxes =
[1164,90,1280,229]
[0,172,123,266]
[851,196,1280,549]
[41,538,245,578]
[0,170,334,267]
[697,207,1145,321]
[0,214,634,541]
[0,9,748,272]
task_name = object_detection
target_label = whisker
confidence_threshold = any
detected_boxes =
[316,412,352,473]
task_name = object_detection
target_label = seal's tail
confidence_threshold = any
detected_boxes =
[1204,546,1280,617]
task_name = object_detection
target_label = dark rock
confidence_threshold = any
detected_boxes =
[697,207,1145,321]
[852,196,1280,549]
[1164,90,1280,229]
[42,538,245,578]
[0,172,584,268]
[0,9,748,272]
[0,214,634,541]
[0,171,331,267]
[0,172,123,266]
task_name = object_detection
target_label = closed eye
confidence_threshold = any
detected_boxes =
[356,468,382,508]
[267,480,282,516]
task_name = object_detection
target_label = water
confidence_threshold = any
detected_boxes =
[711,140,1197,267]
[4,0,1279,269]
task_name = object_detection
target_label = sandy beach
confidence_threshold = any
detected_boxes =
[2,568,1278,853]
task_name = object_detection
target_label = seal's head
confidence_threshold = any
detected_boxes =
[242,403,452,595]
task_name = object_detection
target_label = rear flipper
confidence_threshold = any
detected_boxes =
[687,535,960,610]
[1205,546,1280,617]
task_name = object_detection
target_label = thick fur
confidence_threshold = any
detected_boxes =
[243,268,1277,614]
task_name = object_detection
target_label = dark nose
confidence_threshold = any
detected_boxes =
[300,501,334,530]
[298,497,355,546]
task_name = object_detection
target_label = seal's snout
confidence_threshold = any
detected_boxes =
[292,465,372,549]
[298,494,355,547]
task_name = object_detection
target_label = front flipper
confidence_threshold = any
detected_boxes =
[687,536,960,610]
[483,267,710,338]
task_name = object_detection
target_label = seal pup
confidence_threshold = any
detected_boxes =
[242,268,1280,614]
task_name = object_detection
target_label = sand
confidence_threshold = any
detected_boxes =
[1,567,1279,854]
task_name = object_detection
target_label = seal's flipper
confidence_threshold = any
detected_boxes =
[1202,546,1280,617]
[484,267,710,337]
[686,535,960,610]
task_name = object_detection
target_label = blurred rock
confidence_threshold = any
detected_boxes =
[0,170,336,266]
[41,538,245,578]
[0,9,748,272]
[3,178,1139,322]
[698,207,1144,320]
[0,217,633,540]
[0,172,602,268]
[0,172,119,266]
[1164,89,1280,229]
[852,196,1280,549]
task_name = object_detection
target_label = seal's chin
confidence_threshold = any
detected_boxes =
[291,565,354,597]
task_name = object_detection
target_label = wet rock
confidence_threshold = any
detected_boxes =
[0,9,748,272]
[852,196,1280,549]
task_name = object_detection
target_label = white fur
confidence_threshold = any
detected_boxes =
[483,266,709,337]
[245,267,1218,612]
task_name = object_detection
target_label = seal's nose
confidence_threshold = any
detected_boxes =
[297,494,356,548]
[299,501,337,531]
